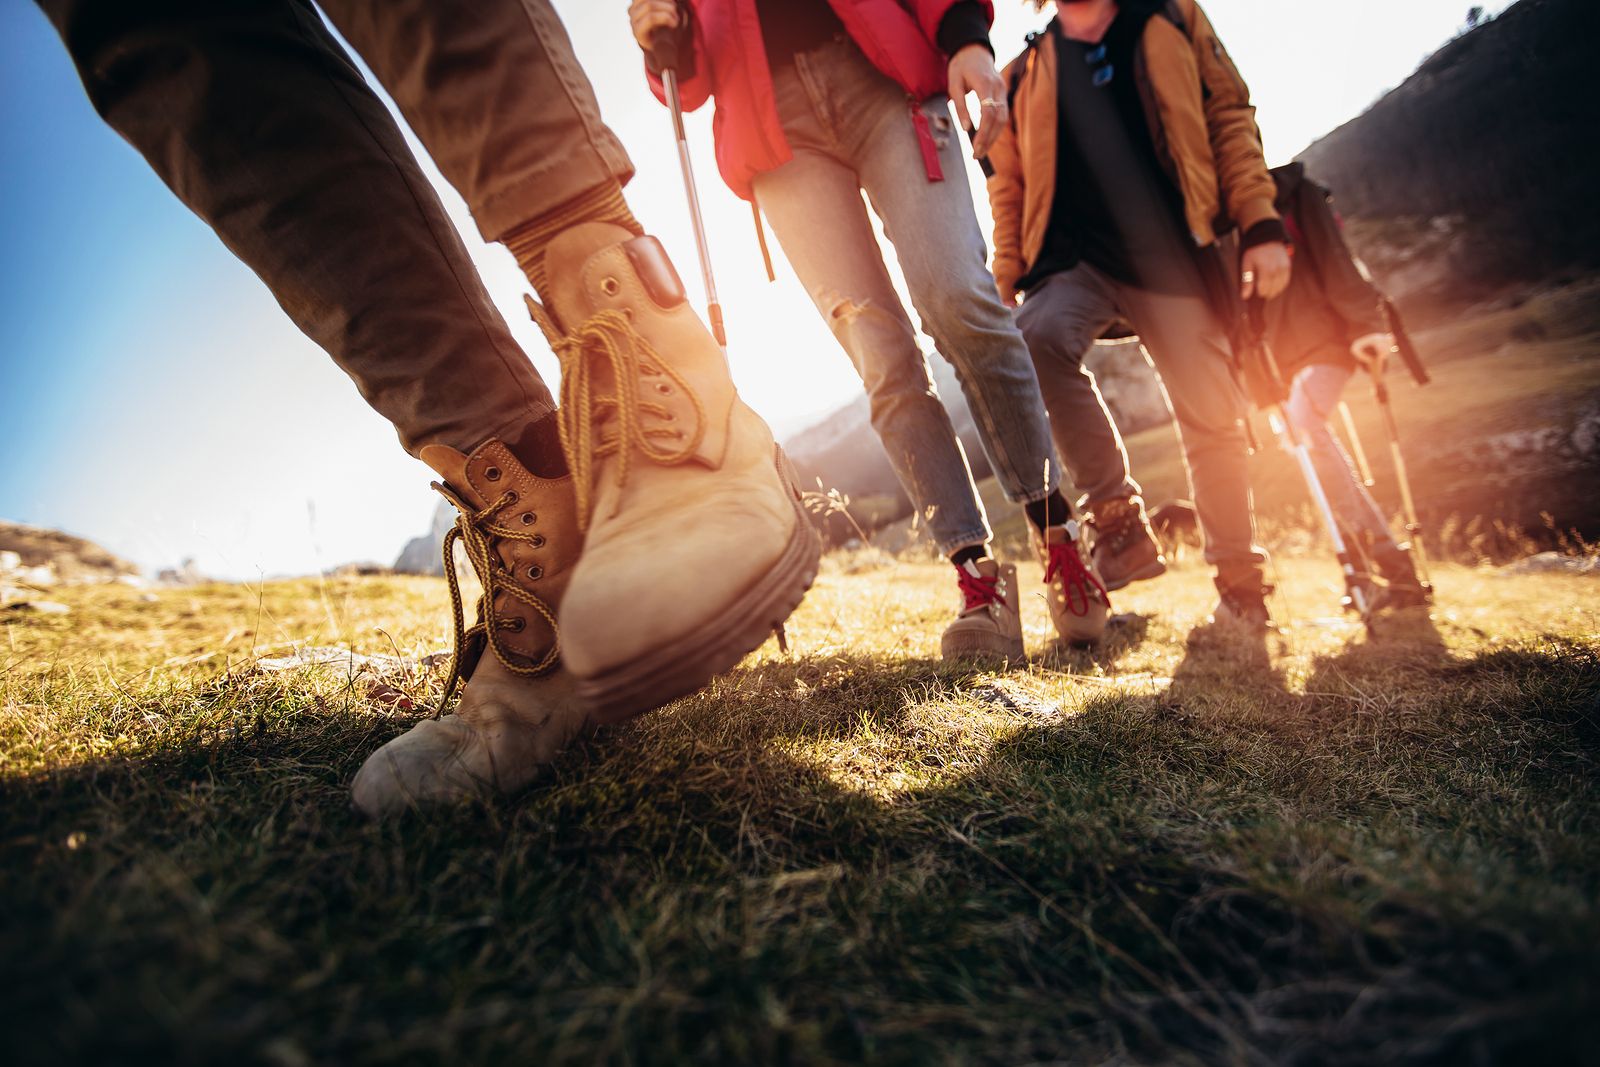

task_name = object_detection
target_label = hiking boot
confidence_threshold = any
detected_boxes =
[1033,521,1109,646]
[940,558,1025,663]
[351,661,590,817]
[1207,580,1276,633]
[1374,542,1433,609]
[351,437,586,816]
[1086,495,1167,591]
[530,223,821,722]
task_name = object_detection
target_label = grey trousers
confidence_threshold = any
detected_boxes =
[38,0,635,456]
[1016,261,1266,586]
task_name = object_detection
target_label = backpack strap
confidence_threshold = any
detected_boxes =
[1161,0,1190,37]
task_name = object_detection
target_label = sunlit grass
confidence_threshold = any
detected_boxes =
[3,555,1598,1063]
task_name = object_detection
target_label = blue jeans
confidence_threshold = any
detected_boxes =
[1284,363,1398,548]
[752,37,1061,555]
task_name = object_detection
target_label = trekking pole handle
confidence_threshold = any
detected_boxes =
[649,26,679,75]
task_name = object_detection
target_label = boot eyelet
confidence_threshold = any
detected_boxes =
[520,512,536,526]
[526,565,544,581]
[654,382,673,395]
[504,616,526,632]
[503,490,519,504]
[485,466,502,482]
[531,534,546,548]
[601,277,621,296]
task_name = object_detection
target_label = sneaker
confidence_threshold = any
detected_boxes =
[940,558,1025,663]
[1033,521,1109,646]
[1086,495,1168,591]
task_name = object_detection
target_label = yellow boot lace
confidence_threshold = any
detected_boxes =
[527,299,706,529]
[434,480,560,712]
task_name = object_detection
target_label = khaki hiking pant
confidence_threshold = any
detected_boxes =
[38,0,635,456]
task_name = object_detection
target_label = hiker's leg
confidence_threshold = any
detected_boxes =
[38,0,553,456]
[753,67,990,557]
[1285,364,1397,545]
[315,0,640,301]
[821,75,1059,508]
[1013,268,1133,506]
[1117,282,1266,589]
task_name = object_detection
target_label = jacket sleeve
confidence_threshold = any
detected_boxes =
[1298,184,1387,342]
[985,61,1027,301]
[645,3,713,113]
[910,0,995,50]
[1185,1,1279,236]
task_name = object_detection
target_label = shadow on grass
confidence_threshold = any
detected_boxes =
[2,634,1597,1065]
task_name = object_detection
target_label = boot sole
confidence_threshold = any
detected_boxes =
[576,449,822,723]
[1101,558,1168,593]
[940,633,1026,664]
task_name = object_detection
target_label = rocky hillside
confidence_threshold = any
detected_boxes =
[1300,0,1600,308]
[0,521,141,588]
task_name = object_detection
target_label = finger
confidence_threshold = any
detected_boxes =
[950,77,976,133]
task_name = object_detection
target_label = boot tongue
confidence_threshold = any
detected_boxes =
[543,222,640,333]
[418,443,483,509]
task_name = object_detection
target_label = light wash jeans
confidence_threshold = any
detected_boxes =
[752,36,1061,555]
[1284,363,1398,548]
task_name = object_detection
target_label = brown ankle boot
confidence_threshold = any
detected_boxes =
[1033,522,1109,646]
[350,437,588,816]
[529,223,821,722]
[940,559,1025,663]
[1086,495,1167,591]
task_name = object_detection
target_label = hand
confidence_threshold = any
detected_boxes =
[1240,241,1291,300]
[1350,332,1394,374]
[947,44,1007,158]
[629,0,680,53]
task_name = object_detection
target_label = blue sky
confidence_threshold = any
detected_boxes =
[0,0,1511,578]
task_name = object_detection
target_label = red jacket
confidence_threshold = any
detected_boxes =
[648,0,993,200]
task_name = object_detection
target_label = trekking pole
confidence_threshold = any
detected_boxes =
[1336,401,1375,488]
[1245,302,1376,633]
[650,26,727,353]
[1372,375,1434,588]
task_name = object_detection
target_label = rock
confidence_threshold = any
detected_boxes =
[0,521,140,585]
[1499,551,1600,576]
[3,600,70,615]
[393,499,456,576]
[156,558,209,586]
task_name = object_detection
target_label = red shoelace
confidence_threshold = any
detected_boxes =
[957,567,1003,613]
[1045,540,1111,617]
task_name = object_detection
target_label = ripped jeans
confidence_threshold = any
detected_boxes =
[1284,363,1398,548]
[752,36,1061,555]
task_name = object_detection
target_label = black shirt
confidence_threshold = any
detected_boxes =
[1018,12,1194,293]
[756,0,846,68]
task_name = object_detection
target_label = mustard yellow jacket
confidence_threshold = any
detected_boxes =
[987,0,1279,299]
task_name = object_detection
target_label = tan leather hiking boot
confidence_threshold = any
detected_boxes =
[1033,522,1110,646]
[529,223,821,722]
[1086,494,1167,592]
[350,437,588,816]
[351,660,589,817]
[940,558,1025,663]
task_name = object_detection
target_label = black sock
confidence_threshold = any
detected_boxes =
[1024,491,1071,533]
[506,412,569,479]
[950,545,990,568]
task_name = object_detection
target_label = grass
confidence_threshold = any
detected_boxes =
[3,554,1600,1065]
